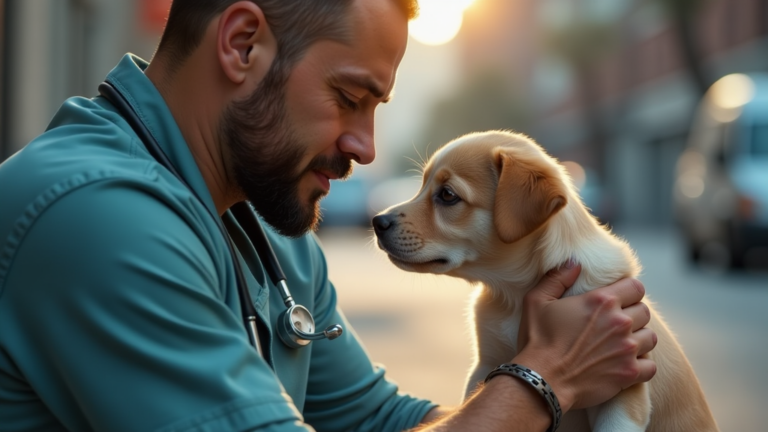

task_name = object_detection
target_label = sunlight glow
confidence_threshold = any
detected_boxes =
[409,0,476,46]
[709,74,755,109]
[707,73,755,122]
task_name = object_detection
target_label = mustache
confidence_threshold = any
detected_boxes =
[306,154,353,180]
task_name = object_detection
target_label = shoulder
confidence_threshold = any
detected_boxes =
[2,178,220,289]
[0,97,223,294]
[0,95,152,223]
[0,170,225,304]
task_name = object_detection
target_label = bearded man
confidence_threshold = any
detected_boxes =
[0,1,656,431]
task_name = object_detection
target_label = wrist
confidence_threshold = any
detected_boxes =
[481,374,552,430]
[485,364,562,432]
[418,376,553,431]
[511,350,575,413]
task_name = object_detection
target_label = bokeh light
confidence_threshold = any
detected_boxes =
[408,0,476,46]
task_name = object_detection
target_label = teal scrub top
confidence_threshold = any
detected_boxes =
[0,54,436,432]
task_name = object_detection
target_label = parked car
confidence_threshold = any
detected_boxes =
[367,176,423,220]
[318,176,371,228]
[673,73,768,268]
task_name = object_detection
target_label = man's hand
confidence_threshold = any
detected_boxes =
[414,263,658,431]
[514,262,658,412]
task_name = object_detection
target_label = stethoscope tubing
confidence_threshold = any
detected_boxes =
[230,202,294,307]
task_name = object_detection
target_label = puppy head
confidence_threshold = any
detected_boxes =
[373,130,569,278]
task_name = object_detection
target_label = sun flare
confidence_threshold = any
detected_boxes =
[409,0,476,46]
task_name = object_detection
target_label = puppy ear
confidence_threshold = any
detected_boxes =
[493,148,567,243]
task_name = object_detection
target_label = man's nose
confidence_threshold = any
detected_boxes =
[338,120,375,165]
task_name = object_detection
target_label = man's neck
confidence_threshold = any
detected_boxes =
[145,54,241,215]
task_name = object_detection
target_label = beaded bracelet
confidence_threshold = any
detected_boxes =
[485,363,562,432]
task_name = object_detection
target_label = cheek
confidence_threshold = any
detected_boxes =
[296,118,345,168]
[290,106,338,144]
[434,200,475,230]
[435,206,493,243]
[288,97,339,129]
[285,109,340,169]
[405,197,472,243]
[284,81,343,147]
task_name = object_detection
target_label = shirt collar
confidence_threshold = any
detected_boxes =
[104,53,219,218]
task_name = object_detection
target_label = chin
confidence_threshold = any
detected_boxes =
[385,254,457,274]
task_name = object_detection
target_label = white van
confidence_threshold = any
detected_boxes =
[673,73,768,268]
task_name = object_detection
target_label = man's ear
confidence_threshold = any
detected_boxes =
[493,148,567,244]
[217,1,277,85]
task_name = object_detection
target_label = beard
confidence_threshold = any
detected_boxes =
[219,62,352,238]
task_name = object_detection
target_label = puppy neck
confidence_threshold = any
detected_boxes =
[541,194,641,296]
[470,228,550,311]
[477,192,641,311]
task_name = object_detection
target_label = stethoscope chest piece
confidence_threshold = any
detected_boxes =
[279,305,314,348]
[277,304,344,349]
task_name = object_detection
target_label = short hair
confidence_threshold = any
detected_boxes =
[156,0,419,72]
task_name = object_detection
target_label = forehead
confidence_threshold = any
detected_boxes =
[423,138,497,187]
[318,0,408,94]
[423,132,548,184]
[349,0,409,51]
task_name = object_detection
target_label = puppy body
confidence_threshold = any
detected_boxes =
[374,131,718,431]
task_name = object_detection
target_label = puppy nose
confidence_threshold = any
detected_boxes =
[372,214,396,235]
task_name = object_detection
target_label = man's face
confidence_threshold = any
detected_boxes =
[221,0,408,237]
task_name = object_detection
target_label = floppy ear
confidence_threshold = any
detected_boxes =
[493,148,567,243]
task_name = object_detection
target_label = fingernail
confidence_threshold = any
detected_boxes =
[564,258,576,269]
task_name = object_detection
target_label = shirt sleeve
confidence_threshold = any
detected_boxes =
[267,232,437,432]
[1,179,313,432]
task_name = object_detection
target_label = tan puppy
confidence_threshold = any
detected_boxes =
[373,130,718,431]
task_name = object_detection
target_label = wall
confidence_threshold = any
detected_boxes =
[1,0,160,160]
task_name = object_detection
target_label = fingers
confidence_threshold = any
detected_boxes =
[621,327,657,390]
[633,327,657,357]
[623,302,651,332]
[594,277,646,308]
[634,357,657,385]
[528,261,582,302]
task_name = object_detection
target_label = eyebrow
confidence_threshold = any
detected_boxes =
[336,73,393,103]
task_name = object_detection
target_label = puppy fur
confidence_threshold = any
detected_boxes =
[373,131,718,431]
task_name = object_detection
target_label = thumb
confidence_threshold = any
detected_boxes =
[530,260,581,301]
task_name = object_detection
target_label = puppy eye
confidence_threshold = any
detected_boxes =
[436,187,461,205]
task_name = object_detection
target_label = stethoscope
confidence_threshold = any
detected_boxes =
[97,81,343,357]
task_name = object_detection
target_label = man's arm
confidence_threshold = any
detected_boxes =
[1,182,310,431]
[414,375,551,430]
[412,264,657,431]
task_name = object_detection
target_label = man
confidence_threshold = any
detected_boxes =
[0,0,656,431]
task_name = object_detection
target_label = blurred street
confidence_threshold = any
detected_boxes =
[318,224,768,431]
